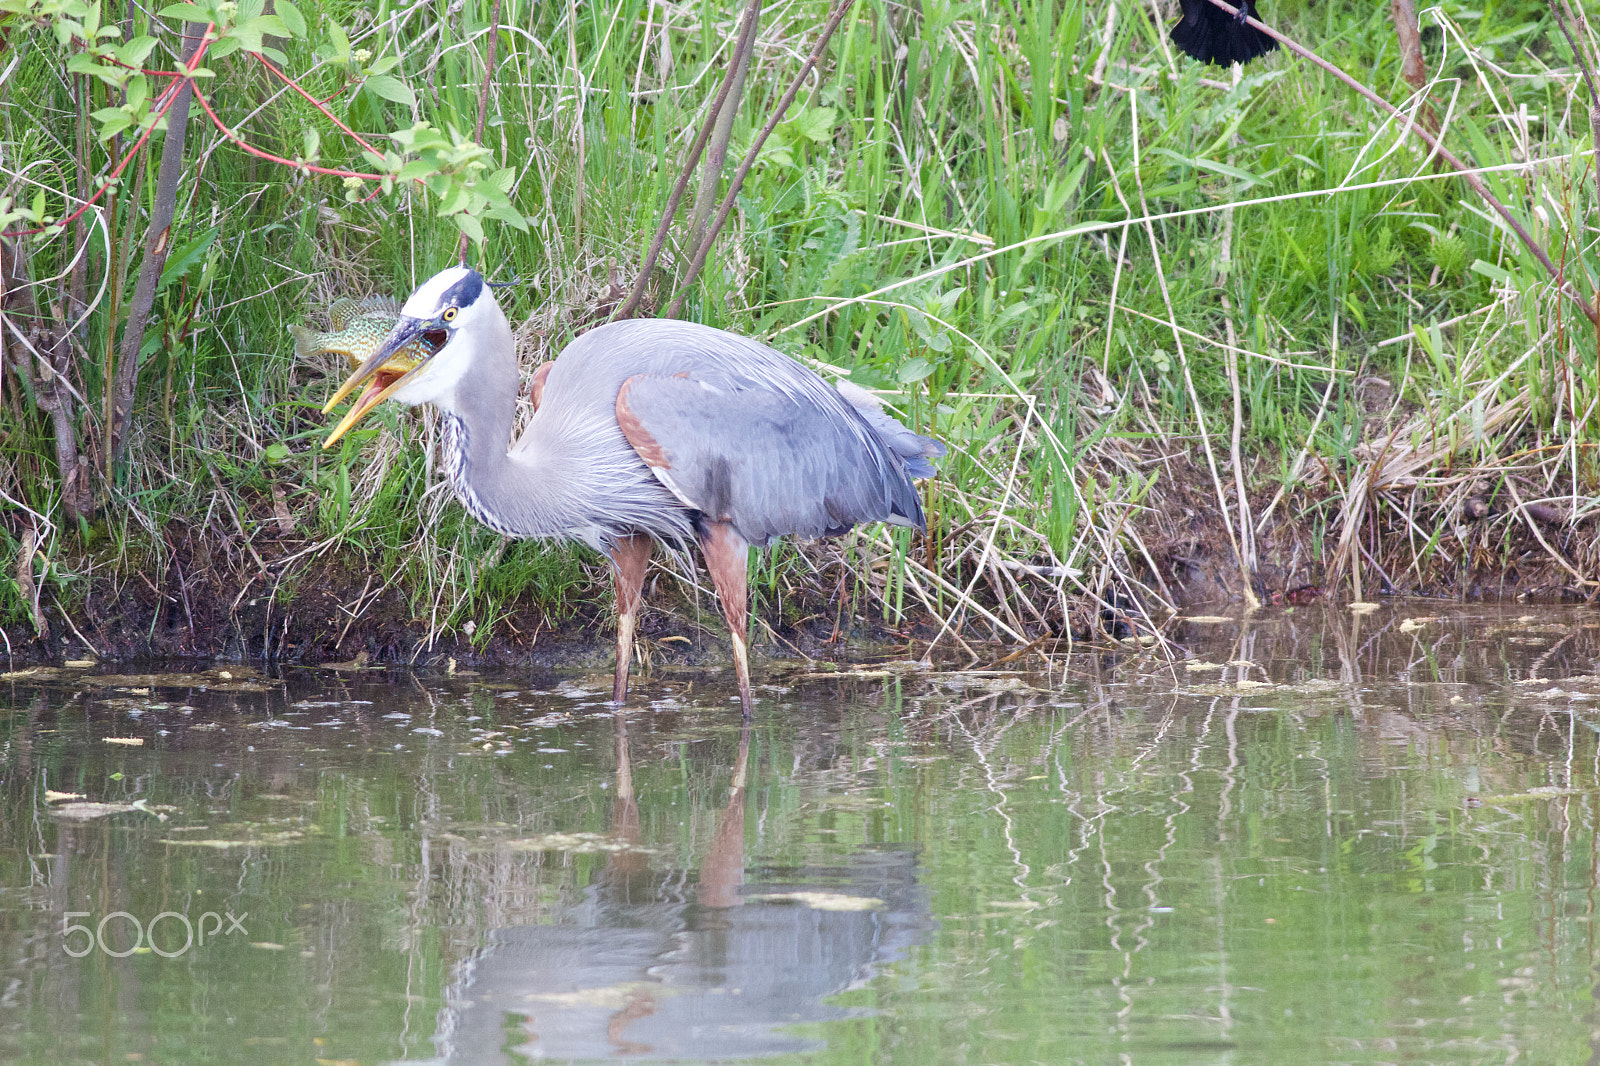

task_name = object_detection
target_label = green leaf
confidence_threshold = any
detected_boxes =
[1470,259,1514,286]
[897,356,934,384]
[364,74,415,108]
[366,55,400,75]
[67,53,127,88]
[439,183,471,216]
[486,202,530,231]
[0,196,28,234]
[118,35,160,66]
[158,225,220,291]
[929,287,963,316]
[245,13,287,38]
[207,35,240,58]
[785,105,837,144]
[30,188,45,222]
[125,74,149,112]
[275,0,306,37]
[1148,147,1264,186]
[324,20,350,64]
[91,110,133,142]
[301,127,320,162]
[759,143,795,169]
[475,175,513,208]
[453,212,484,247]
[229,24,263,52]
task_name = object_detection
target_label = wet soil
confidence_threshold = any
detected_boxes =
[11,464,1597,670]
[14,523,929,673]
[8,550,1581,677]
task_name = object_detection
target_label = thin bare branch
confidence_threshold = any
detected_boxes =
[1202,0,1598,326]
[614,0,763,321]
[685,7,758,255]
[108,23,206,470]
[666,0,856,318]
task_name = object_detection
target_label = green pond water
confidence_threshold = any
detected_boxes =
[4,604,1600,1064]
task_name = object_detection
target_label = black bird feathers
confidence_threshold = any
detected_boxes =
[1170,0,1277,67]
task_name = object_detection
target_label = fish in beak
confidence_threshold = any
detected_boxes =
[321,316,441,448]
[289,295,406,367]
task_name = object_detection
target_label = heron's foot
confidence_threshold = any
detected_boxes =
[731,631,753,719]
[613,612,636,703]
[608,533,653,704]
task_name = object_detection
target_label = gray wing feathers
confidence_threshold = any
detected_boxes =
[620,374,932,547]
[543,318,943,546]
[833,380,947,479]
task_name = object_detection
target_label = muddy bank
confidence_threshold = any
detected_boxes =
[10,480,1596,671]
[1130,450,1598,609]
[11,521,931,671]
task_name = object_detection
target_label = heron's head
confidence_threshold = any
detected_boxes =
[321,266,505,448]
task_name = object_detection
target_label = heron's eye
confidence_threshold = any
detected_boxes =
[442,306,458,322]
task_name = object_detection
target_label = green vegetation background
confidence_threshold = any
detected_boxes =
[0,0,1593,647]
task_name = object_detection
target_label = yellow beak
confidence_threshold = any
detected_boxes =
[321,319,432,449]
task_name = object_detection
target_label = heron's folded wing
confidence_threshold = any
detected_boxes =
[616,373,926,546]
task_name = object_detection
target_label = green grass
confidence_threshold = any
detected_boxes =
[0,0,1596,650]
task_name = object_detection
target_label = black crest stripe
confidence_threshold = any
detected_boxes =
[440,270,484,309]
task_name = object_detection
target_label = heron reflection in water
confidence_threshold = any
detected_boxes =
[320,266,944,715]
[400,720,933,1063]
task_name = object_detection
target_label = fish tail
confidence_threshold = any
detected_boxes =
[288,324,330,360]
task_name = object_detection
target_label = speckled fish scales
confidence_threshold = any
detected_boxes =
[289,295,437,368]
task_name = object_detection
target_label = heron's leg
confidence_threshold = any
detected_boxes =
[609,533,654,703]
[699,520,753,718]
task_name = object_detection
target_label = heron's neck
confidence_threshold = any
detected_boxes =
[434,340,599,542]
[438,411,525,537]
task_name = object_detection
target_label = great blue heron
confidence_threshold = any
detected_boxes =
[320,265,944,717]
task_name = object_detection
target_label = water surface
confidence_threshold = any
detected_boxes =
[3,604,1599,1064]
